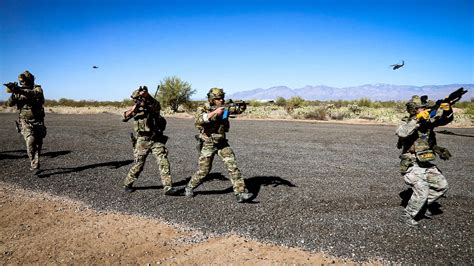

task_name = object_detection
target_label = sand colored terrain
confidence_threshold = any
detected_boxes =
[0,183,376,265]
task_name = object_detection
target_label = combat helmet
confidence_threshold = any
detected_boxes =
[18,70,35,86]
[406,95,428,115]
[207,87,225,101]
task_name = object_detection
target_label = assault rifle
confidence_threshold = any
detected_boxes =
[131,88,147,106]
[422,87,468,118]
[3,82,19,93]
[212,99,247,120]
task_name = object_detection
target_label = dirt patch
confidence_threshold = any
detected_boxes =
[0,183,369,265]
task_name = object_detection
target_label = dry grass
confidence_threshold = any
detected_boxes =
[1,105,472,127]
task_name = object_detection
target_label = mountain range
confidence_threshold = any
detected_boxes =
[227,84,473,101]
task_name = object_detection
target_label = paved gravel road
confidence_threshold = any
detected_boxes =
[1,113,472,263]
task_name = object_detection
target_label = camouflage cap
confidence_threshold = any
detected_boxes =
[407,95,428,108]
[406,95,428,114]
[207,87,225,100]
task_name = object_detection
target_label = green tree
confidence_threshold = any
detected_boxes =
[157,76,196,112]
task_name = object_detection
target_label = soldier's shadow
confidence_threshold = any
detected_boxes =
[186,173,234,195]
[0,149,27,160]
[185,174,296,203]
[134,178,190,191]
[37,159,133,178]
[0,149,71,160]
[245,176,296,197]
[399,188,413,207]
[43,150,72,158]
[134,174,228,193]
[399,188,443,218]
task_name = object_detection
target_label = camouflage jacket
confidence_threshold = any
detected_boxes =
[6,85,45,122]
[195,103,230,143]
[396,108,453,165]
[123,97,166,135]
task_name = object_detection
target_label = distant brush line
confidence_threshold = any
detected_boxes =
[228,84,474,101]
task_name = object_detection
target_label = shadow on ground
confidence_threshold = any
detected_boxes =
[0,150,71,160]
[399,188,444,220]
[37,160,133,178]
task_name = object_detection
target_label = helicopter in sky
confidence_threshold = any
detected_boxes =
[390,60,404,70]
[92,66,99,69]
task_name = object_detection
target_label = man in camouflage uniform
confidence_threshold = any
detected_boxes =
[122,86,178,195]
[185,88,252,203]
[396,95,453,226]
[5,71,46,174]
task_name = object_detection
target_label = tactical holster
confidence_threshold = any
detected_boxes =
[195,134,204,152]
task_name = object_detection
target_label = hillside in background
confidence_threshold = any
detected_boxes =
[228,84,473,101]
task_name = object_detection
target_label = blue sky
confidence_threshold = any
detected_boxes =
[1,0,473,101]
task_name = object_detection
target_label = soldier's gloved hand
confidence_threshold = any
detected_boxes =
[433,145,452,160]
[212,107,225,117]
[416,110,430,121]
[9,86,20,94]
[439,102,451,111]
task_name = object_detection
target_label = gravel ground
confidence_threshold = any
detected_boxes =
[0,113,472,264]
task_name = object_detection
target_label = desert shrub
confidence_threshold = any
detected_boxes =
[357,98,372,107]
[329,110,351,120]
[378,100,398,108]
[43,98,132,108]
[275,97,286,107]
[304,100,322,106]
[464,100,474,116]
[303,107,327,120]
[330,100,351,108]
[248,100,263,107]
[286,96,305,109]
[371,101,383,108]
[348,104,361,114]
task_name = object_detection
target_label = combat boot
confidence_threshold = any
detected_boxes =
[164,186,179,196]
[185,186,195,197]
[30,167,41,176]
[236,192,252,203]
[399,211,418,227]
[124,184,135,193]
[424,209,433,219]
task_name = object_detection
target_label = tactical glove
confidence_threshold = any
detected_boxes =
[433,145,452,160]
[416,110,430,121]
[439,103,451,111]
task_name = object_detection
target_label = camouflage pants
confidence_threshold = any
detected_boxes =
[403,163,449,217]
[187,140,246,194]
[124,137,172,188]
[20,119,46,170]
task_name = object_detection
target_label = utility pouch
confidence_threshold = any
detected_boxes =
[195,134,203,152]
[399,153,415,174]
[20,109,35,120]
[416,150,435,162]
[134,117,151,132]
[130,133,137,149]
[414,137,435,162]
